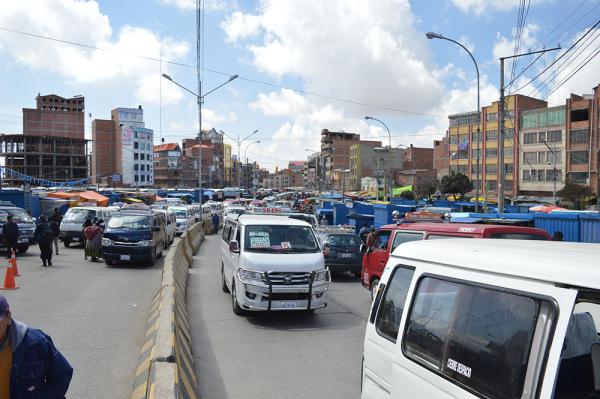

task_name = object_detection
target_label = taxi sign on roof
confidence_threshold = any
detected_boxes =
[403,211,446,223]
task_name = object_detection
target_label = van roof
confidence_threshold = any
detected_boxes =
[66,206,104,211]
[380,222,549,237]
[237,214,310,226]
[393,240,600,290]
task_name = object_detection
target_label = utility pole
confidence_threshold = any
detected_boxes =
[196,0,203,190]
[498,46,560,213]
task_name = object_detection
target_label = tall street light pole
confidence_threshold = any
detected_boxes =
[220,129,258,191]
[244,140,260,191]
[365,116,393,201]
[426,32,480,212]
[162,73,238,192]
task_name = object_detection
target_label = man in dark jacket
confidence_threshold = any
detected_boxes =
[34,216,54,267]
[211,213,220,233]
[0,295,73,398]
[2,215,19,259]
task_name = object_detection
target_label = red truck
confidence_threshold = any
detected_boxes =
[361,222,551,297]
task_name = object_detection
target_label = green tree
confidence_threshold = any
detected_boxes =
[439,172,473,200]
[417,184,437,201]
[557,181,592,209]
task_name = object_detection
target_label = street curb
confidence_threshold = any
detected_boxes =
[131,223,205,399]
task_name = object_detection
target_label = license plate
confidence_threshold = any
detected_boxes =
[280,302,298,309]
[339,252,352,258]
[72,237,79,241]
[120,255,131,261]
[20,238,29,243]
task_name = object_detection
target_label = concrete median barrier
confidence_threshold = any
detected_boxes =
[131,223,203,399]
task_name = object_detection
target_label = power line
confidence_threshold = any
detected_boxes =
[542,45,600,100]
[512,18,600,93]
[542,1,600,47]
[537,0,588,44]
[0,26,445,119]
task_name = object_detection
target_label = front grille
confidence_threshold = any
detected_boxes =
[261,272,312,286]
[114,241,139,246]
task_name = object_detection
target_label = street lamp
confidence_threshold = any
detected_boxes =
[220,129,258,190]
[365,116,393,201]
[426,31,481,212]
[243,140,260,191]
[161,73,239,192]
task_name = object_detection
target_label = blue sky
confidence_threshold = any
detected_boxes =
[0,0,598,171]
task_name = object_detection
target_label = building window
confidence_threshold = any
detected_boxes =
[570,151,589,165]
[450,135,459,144]
[524,132,537,145]
[140,164,145,171]
[549,151,562,165]
[472,131,482,143]
[134,153,139,160]
[485,180,497,190]
[547,169,562,182]
[134,142,139,149]
[485,130,497,141]
[570,129,589,144]
[485,148,497,158]
[505,147,514,157]
[524,152,537,164]
[472,164,481,173]
[485,112,498,122]
[538,131,546,143]
[537,170,546,181]
[485,164,497,174]
[140,154,145,161]
[449,165,458,174]
[568,172,588,183]
[471,149,480,159]
[547,130,562,143]
[505,163,513,174]
[141,175,145,182]
[458,164,468,174]
[134,164,139,171]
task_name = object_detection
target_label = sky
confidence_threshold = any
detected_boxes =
[0,0,599,172]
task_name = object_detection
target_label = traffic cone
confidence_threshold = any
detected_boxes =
[0,266,18,290]
[9,250,19,277]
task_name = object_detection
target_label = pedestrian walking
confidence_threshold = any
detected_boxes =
[552,231,564,241]
[50,208,62,255]
[0,295,73,398]
[2,215,19,259]
[34,215,54,267]
[358,223,369,244]
[211,213,220,233]
[82,218,93,260]
[84,220,103,262]
[366,226,377,246]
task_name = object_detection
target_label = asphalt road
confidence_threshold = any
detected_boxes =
[1,241,164,399]
[188,233,373,399]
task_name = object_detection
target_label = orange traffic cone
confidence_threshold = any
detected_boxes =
[0,266,18,290]
[9,250,19,277]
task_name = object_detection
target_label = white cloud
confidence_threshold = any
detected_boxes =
[451,0,545,16]
[220,11,262,42]
[493,23,540,62]
[249,89,308,116]
[159,0,228,11]
[0,1,190,105]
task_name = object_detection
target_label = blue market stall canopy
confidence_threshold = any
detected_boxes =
[316,208,333,215]
[346,213,375,220]
[450,217,483,224]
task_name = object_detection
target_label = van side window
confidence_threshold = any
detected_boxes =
[403,277,547,399]
[391,232,423,252]
[222,224,232,242]
[375,267,415,342]
[371,230,392,250]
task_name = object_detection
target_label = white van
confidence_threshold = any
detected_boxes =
[220,214,330,315]
[171,206,194,236]
[59,206,112,247]
[155,209,176,245]
[362,239,600,399]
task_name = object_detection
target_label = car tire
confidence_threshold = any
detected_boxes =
[105,259,114,266]
[63,240,70,248]
[370,278,380,299]
[157,244,163,259]
[18,246,28,254]
[231,281,245,316]
[221,264,230,293]
[352,271,361,279]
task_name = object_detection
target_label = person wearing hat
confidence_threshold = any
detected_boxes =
[0,295,73,398]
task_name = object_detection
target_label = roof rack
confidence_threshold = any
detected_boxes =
[314,225,356,234]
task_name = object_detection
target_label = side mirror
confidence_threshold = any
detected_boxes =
[153,226,161,232]
[229,240,240,253]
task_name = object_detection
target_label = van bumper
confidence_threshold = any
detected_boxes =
[237,278,330,312]
[102,246,154,263]
[60,231,84,242]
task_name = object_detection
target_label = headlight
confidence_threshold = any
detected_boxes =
[139,240,154,247]
[237,268,264,284]
[314,269,330,282]
[102,238,113,246]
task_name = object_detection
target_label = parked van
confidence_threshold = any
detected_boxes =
[101,210,166,266]
[155,209,176,246]
[171,206,194,236]
[0,206,37,253]
[362,239,600,399]
[59,206,112,247]
[361,222,551,297]
[220,214,330,315]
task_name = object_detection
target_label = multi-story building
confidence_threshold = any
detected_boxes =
[348,141,383,191]
[223,143,234,186]
[0,94,89,185]
[448,94,547,199]
[320,129,361,187]
[519,106,565,198]
[92,106,154,187]
[400,145,433,170]
[182,128,225,188]
[433,137,449,179]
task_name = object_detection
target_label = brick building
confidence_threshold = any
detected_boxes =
[433,137,449,179]
[0,94,89,185]
[182,128,225,188]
